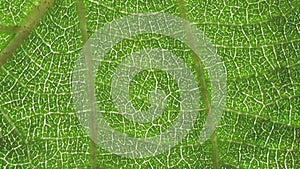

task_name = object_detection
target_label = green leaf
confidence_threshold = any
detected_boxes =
[0,0,299,168]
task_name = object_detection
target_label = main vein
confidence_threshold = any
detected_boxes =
[75,1,97,169]
[177,0,220,168]
[0,0,56,67]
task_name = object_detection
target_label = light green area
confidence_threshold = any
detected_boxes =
[0,0,35,26]
[0,0,299,168]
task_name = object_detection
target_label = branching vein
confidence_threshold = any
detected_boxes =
[0,0,56,67]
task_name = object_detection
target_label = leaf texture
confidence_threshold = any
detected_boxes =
[0,0,299,168]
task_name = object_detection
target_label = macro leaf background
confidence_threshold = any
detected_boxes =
[0,0,299,168]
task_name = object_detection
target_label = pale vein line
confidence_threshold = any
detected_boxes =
[192,1,300,27]
[213,39,300,49]
[218,139,299,152]
[98,3,175,15]
[0,107,33,168]
[0,0,56,67]
[177,0,220,168]
[75,0,97,169]
[224,108,300,129]
[226,60,300,82]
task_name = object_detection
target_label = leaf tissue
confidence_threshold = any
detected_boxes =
[0,0,299,169]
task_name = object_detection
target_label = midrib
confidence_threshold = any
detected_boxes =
[177,0,220,168]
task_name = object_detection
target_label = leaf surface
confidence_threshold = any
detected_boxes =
[0,0,299,168]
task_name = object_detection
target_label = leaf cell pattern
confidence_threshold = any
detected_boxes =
[0,0,299,168]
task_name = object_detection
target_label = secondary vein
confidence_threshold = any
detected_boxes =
[75,1,97,169]
[0,107,33,168]
[177,0,220,168]
[0,0,56,67]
